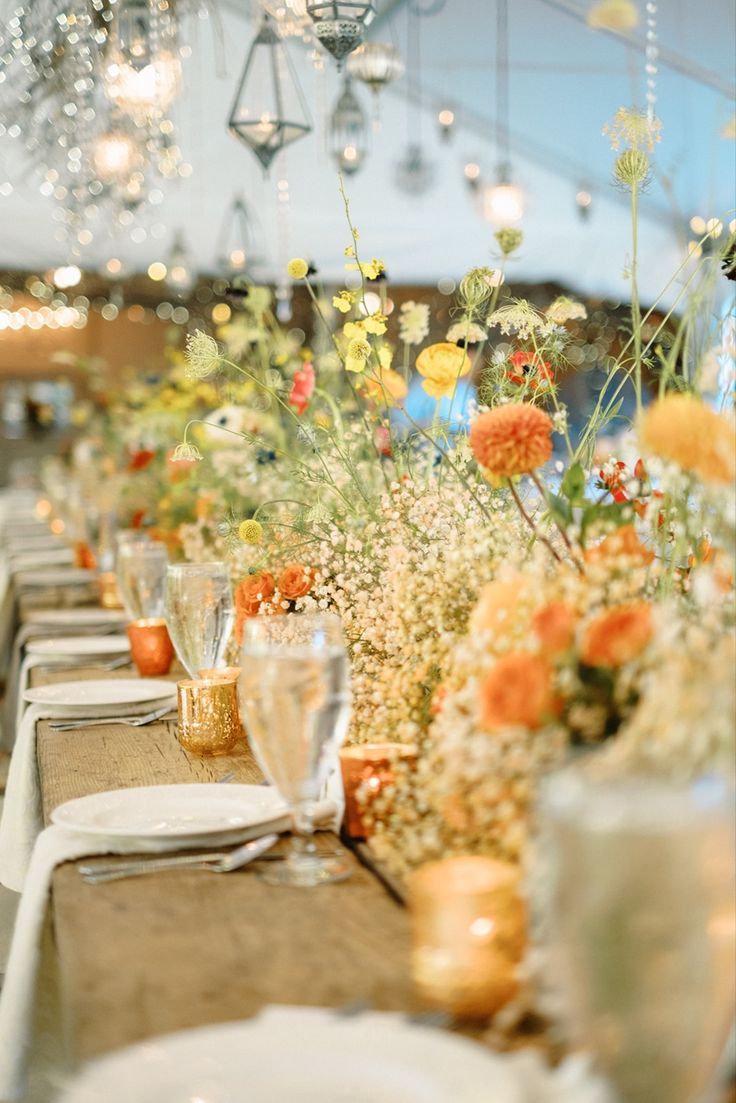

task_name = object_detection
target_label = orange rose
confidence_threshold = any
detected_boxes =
[277,563,314,602]
[585,524,654,566]
[234,571,275,644]
[532,601,576,655]
[470,575,530,635]
[581,602,653,668]
[479,653,559,731]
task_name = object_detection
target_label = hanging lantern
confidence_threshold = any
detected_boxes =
[216,196,259,274]
[228,16,311,171]
[395,145,434,196]
[306,2,376,64]
[167,232,196,297]
[347,41,403,92]
[104,0,182,122]
[481,170,525,226]
[437,107,455,141]
[329,78,368,174]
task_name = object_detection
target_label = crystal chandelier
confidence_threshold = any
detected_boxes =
[329,78,368,174]
[306,2,375,64]
[228,16,311,171]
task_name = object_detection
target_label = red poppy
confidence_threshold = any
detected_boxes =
[505,350,553,391]
[127,449,156,472]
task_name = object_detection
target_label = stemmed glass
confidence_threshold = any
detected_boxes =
[164,563,235,677]
[116,541,168,620]
[239,613,352,888]
[538,768,735,1103]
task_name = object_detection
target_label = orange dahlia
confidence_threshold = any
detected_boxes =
[639,394,736,485]
[581,602,653,668]
[470,404,554,478]
[479,653,559,731]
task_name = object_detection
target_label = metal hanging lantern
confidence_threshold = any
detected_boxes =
[329,77,368,174]
[347,41,403,92]
[228,16,311,171]
[306,2,375,64]
[215,195,261,274]
[167,231,196,297]
[395,144,434,196]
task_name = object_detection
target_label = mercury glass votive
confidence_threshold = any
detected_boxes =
[198,667,244,734]
[408,856,526,1019]
[98,571,124,610]
[127,618,174,676]
[339,743,418,839]
[176,678,241,756]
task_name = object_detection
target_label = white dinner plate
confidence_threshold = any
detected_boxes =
[14,567,94,588]
[9,548,74,569]
[51,784,287,840]
[24,678,175,715]
[57,1007,523,1103]
[26,608,128,628]
[26,635,130,658]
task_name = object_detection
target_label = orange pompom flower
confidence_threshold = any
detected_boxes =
[581,602,653,668]
[639,393,736,485]
[479,653,559,731]
[415,342,471,400]
[234,571,275,644]
[277,563,314,602]
[470,403,554,478]
[532,601,576,655]
[585,524,655,566]
[470,575,530,634]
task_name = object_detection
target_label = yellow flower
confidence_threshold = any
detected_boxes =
[343,320,366,340]
[332,290,355,313]
[344,245,356,258]
[363,312,388,336]
[587,0,639,31]
[346,337,372,373]
[287,257,309,279]
[346,258,385,280]
[238,519,264,545]
[639,394,736,485]
[363,365,408,406]
[415,342,471,399]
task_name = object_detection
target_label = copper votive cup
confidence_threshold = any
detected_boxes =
[198,667,245,736]
[339,742,418,840]
[126,618,174,677]
[98,571,124,610]
[408,856,526,1019]
[176,678,241,757]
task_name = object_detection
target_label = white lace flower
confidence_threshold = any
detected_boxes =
[487,300,553,341]
[399,301,430,345]
[545,296,587,324]
[171,441,202,462]
[446,321,487,345]
[184,330,220,379]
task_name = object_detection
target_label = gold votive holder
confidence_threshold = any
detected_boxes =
[408,856,526,1019]
[126,618,174,677]
[198,667,244,736]
[97,571,124,610]
[339,742,418,840]
[176,678,241,757]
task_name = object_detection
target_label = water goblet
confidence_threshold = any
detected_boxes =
[117,541,169,621]
[538,768,735,1103]
[164,562,235,678]
[239,612,352,887]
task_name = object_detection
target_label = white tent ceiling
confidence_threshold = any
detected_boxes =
[0,0,734,306]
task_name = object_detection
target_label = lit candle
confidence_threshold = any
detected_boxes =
[339,742,417,839]
[408,856,525,1018]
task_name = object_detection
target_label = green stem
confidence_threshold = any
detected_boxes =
[630,181,643,415]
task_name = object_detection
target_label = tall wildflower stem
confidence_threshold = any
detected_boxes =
[529,472,585,574]
[506,478,565,566]
[630,179,643,415]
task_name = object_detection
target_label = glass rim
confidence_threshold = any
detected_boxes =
[540,767,735,832]
[166,561,228,574]
[241,610,345,647]
[118,542,168,556]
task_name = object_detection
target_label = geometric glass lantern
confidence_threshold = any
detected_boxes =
[306,2,376,64]
[227,16,312,171]
[216,195,259,274]
[329,78,368,174]
[167,231,197,297]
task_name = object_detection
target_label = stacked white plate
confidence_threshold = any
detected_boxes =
[26,635,130,660]
[23,678,176,718]
[14,568,94,589]
[25,608,128,630]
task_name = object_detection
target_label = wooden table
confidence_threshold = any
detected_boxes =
[31,664,418,1067]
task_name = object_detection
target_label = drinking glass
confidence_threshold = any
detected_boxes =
[117,542,169,620]
[538,768,736,1103]
[164,563,235,678]
[239,613,352,887]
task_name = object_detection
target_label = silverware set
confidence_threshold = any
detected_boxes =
[78,833,280,883]
[36,654,132,674]
[49,704,175,731]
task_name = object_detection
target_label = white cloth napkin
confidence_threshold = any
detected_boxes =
[0,804,340,1103]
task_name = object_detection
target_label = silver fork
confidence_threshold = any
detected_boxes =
[49,703,175,731]
[36,655,131,673]
[78,833,279,883]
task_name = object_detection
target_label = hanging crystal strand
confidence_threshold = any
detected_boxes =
[275,150,293,322]
[644,1,658,122]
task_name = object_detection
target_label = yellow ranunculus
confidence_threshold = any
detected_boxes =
[415,342,471,400]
